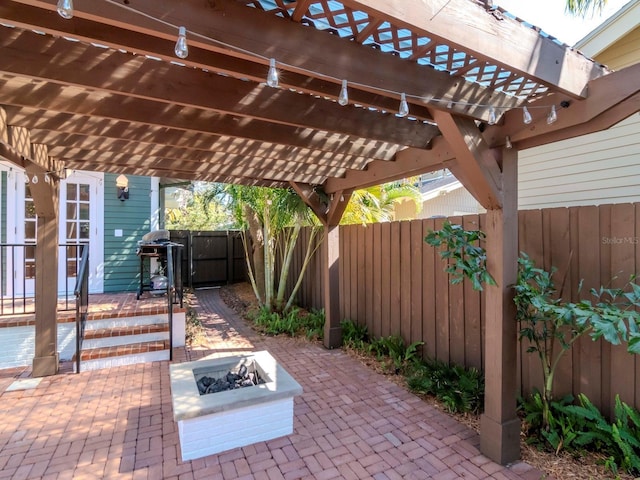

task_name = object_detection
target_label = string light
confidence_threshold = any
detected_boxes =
[546,105,557,125]
[505,136,512,149]
[87,0,565,127]
[488,106,497,125]
[31,174,39,184]
[397,93,409,117]
[266,58,279,88]
[338,79,349,106]
[44,173,51,184]
[57,0,73,19]
[174,26,188,59]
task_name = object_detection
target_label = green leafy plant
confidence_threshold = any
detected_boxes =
[516,253,640,429]
[408,359,484,414]
[425,220,496,291]
[520,391,640,474]
[340,319,370,350]
[250,306,324,339]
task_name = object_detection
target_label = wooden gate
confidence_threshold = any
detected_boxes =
[169,230,247,287]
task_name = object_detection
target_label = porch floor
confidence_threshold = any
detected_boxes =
[0,289,548,480]
[0,291,182,328]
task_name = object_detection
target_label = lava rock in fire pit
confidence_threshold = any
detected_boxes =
[196,361,265,395]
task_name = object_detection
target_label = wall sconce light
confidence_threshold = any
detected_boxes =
[116,174,129,201]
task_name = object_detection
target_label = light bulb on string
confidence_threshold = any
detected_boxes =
[31,174,39,185]
[523,106,533,125]
[57,0,73,19]
[397,93,409,117]
[488,106,497,126]
[174,26,189,59]
[547,105,557,125]
[44,173,51,184]
[24,174,29,184]
[338,80,349,106]
[266,58,279,88]
[447,101,453,109]
[505,136,512,149]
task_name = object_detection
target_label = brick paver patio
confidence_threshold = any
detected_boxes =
[0,289,548,479]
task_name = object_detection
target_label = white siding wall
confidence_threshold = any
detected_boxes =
[418,187,486,219]
[518,113,640,210]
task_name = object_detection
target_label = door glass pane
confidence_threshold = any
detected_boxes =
[25,222,36,240]
[79,204,89,220]
[79,223,90,239]
[25,200,35,219]
[66,222,77,239]
[79,184,90,201]
[67,183,77,201]
[67,203,77,220]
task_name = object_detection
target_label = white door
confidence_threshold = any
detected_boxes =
[59,172,104,294]
[11,171,103,296]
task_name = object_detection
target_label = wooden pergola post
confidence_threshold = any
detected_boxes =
[31,188,60,377]
[480,147,520,464]
[28,145,60,377]
[3,120,61,377]
[290,182,350,349]
[433,110,521,464]
[322,223,341,348]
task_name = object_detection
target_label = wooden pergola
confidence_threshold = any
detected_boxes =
[0,0,638,464]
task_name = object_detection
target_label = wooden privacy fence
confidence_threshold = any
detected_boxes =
[285,203,640,414]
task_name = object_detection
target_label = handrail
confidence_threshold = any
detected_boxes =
[74,244,90,374]
[166,244,174,361]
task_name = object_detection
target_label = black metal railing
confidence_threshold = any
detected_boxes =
[74,245,89,374]
[0,243,88,316]
[166,245,174,361]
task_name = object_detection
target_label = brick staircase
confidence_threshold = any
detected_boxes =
[0,292,185,372]
[73,314,172,372]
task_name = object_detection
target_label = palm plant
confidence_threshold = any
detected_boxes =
[566,0,608,16]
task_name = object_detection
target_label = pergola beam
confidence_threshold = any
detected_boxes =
[0,29,437,148]
[431,110,502,209]
[485,62,640,149]
[324,138,455,193]
[342,0,608,97]
[3,106,400,162]
[4,0,521,122]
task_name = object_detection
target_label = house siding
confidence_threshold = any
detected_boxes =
[595,26,640,69]
[519,113,640,210]
[103,174,152,292]
[417,187,485,219]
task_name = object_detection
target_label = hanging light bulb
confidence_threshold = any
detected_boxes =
[57,0,73,19]
[174,26,189,59]
[547,105,557,125]
[24,174,29,184]
[505,136,513,149]
[266,58,279,88]
[488,106,497,126]
[338,79,349,106]
[31,174,39,185]
[44,173,51,184]
[397,93,409,117]
[522,106,533,125]
[447,101,453,109]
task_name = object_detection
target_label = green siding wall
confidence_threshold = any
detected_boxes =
[103,174,151,292]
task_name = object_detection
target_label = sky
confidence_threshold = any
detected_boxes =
[494,0,631,45]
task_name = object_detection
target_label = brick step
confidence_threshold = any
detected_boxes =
[74,340,170,362]
[83,323,169,340]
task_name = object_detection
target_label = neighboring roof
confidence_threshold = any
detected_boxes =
[575,0,640,56]
[420,174,462,201]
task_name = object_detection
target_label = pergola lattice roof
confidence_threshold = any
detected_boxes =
[0,0,636,205]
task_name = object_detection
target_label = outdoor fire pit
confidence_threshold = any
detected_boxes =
[170,351,303,461]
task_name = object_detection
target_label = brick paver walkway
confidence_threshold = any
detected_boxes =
[0,289,548,480]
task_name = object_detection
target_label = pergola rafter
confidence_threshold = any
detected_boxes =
[0,0,637,467]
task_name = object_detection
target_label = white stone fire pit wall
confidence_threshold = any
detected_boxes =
[170,351,303,461]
